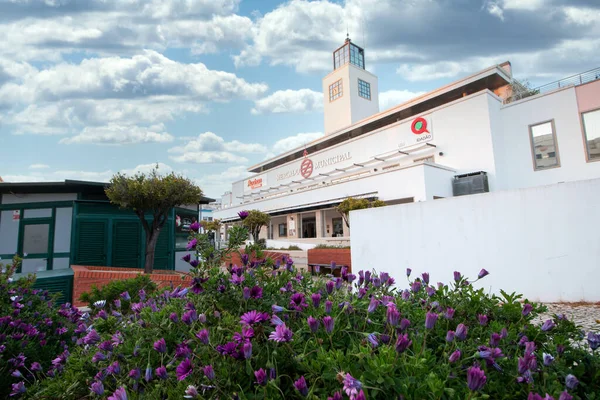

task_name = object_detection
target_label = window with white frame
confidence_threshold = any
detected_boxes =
[358,79,371,100]
[329,79,343,102]
[529,120,560,170]
[582,109,600,162]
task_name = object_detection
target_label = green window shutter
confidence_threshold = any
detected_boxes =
[112,221,142,269]
[32,275,73,305]
[74,220,107,266]
[153,228,171,270]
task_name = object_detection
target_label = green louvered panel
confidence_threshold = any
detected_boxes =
[112,221,142,268]
[74,220,107,266]
[153,228,171,270]
[32,276,73,305]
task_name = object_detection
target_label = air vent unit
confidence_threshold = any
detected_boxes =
[452,171,489,196]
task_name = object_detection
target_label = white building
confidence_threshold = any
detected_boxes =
[214,38,600,245]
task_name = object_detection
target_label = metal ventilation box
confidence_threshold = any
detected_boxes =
[452,171,489,196]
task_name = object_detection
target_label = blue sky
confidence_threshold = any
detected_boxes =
[1,0,599,198]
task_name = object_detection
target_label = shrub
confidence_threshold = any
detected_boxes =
[313,244,351,249]
[27,257,600,399]
[79,274,157,308]
[0,256,82,398]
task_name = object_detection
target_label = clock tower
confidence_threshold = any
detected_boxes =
[322,36,379,135]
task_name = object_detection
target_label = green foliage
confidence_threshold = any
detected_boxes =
[336,197,386,227]
[193,225,249,269]
[200,219,221,232]
[506,78,541,103]
[27,264,600,399]
[267,245,302,251]
[79,274,157,308]
[0,256,81,398]
[313,244,351,249]
[242,209,271,241]
[105,165,203,273]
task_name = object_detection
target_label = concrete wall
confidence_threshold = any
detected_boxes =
[351,178,600,302]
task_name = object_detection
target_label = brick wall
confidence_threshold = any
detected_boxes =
[72,265,191,307]
[307,248,352,274]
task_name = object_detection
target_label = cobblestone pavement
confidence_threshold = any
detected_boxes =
[535,303,600,333]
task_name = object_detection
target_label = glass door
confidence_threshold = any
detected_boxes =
[18,219,52,273]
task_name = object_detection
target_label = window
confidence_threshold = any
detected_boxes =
[529,120,560,170]
[278,223,287,237]
[358,79,371,100]
[582,108,600,162]
[332,218,344,237]
[329,79,343,102]
[333,42,365,70]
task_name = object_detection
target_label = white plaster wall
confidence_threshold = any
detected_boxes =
[495,87,600,190]
[54,207,72,253]
[1,193,77,204]
[0,210,19,254]
[351,178,600,302]
[349,65,379,125]
[423,163,455,200]
[323,65,353,135]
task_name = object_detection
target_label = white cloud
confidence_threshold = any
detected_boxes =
[272,132,324,154]
[170,152,248,164]
[29,164,50,169]
[120,162,174,176]
[251,89,323,114]
[195,165,252,197]
[379,90,426,110]
[169,132,267,154]
[59,124,174,145]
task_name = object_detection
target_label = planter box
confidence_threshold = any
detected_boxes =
[307,248,352,276]
[226,251,290,268]
[72,265,191,307]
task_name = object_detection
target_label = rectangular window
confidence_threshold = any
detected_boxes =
[529,120,560,170]
[278,223,287,237]
[358,79,371,100]
[329,79,343,102]
[582,108,600,162]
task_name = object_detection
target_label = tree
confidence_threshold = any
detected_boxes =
[505,78,540,103]
[241,210,270,243]
[106,167,203,274]
[200,219,221,233]
[336,197,386,228]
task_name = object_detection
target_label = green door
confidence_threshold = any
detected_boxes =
[74,219,108,266]
[112,220,142,268]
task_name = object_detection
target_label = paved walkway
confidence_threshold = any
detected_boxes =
[535,303,600,333]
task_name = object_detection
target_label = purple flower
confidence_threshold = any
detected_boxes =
[272,304,284,313]
[328,392,343,400]
[467,366,487,391]
[90,381,104,396]
[269,323,293,342]
[196,329,209,345]
[326,280,335,294]
[557,344,565,355]
[356,390,366,400]
[406,268,412,277]
[156,366,168,380]
[92,352,107,363]
[522,303,533,316]
[565,374,578,390]
[401,290,410,300]
[255,368,267,386]
[84,329,101,345]
[446,330,455,342]
[203,365,215,380]
[182,254,191,263]
[411,281,421,293]
[543,353,554,366]
[587,332,600,350]
[186,238,197,251]
[311,293,322,308]
[343,373,362,399]
[175,342,193,359]
[323,316,335,334]
[189,259,199,268]
[490,333,501,347]
[559,391,573,400]
[176,358,193,381]
[271,314,284,326]
[30,362,42,372]
[250,286,263,299]
[425,312,438,329]
[290,293,308,311]
[444,308,455,320]
[107,387,127,400]
[325,300,333,314]
[184,385,199,398]
[169,312,179,323]
[395,333,412,353]
[120,291,131,301]
[500,327,508,339]
[240,310,269,326]
[307,316,319,333]
[541,319,555,332]
[294,376,309,397]
[426,286,436,297]
[238,210,249,220]
[367,297,379,313]
[421,272,430,284]
[367,333,379,348]
[243,342,253,359]
[190,221,201,232]
[129,368,141,380]
[10,381,26,396]
[182,310,198,325]
[145,365,152,382]
[477,269,489,279]
[478,314,488,326]
[453,271,462,282]
[153,338,167,353]
[456,324,468,341]
[107,361,121,375]
[243,287,251,300]
[387,304,400,327]
[449,350,461,363]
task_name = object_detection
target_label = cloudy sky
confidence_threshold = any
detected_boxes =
[0,0,598,198]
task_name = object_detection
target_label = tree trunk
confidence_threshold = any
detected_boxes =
[144,229,160,274]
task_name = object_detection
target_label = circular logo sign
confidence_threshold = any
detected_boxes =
[411,117,429,135]
[300,158,314,179]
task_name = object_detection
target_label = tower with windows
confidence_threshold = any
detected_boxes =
[323,37,379,135]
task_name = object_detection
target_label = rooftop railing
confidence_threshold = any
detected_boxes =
[505,66,600,104]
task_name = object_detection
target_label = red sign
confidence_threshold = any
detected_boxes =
[411,117,429,135]
[247,177,263,190]
[300,158,314,179]
[12,210,20,221]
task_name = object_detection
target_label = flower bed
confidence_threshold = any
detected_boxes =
[307,247,352,275]
[17,258,600,399]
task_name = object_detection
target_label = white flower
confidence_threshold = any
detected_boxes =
[10,296,18,301]
[94,300,107,308]
[8,278,13,283]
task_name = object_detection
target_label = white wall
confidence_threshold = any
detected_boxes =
[1,193,77,204]
[349,65,379,125]
[351,178,600,302]
[495,87,600,190]
[323,64,353,135]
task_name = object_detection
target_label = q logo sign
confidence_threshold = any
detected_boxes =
[411,117,429,135]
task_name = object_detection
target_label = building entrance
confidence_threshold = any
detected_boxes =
[302,217,316,238]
